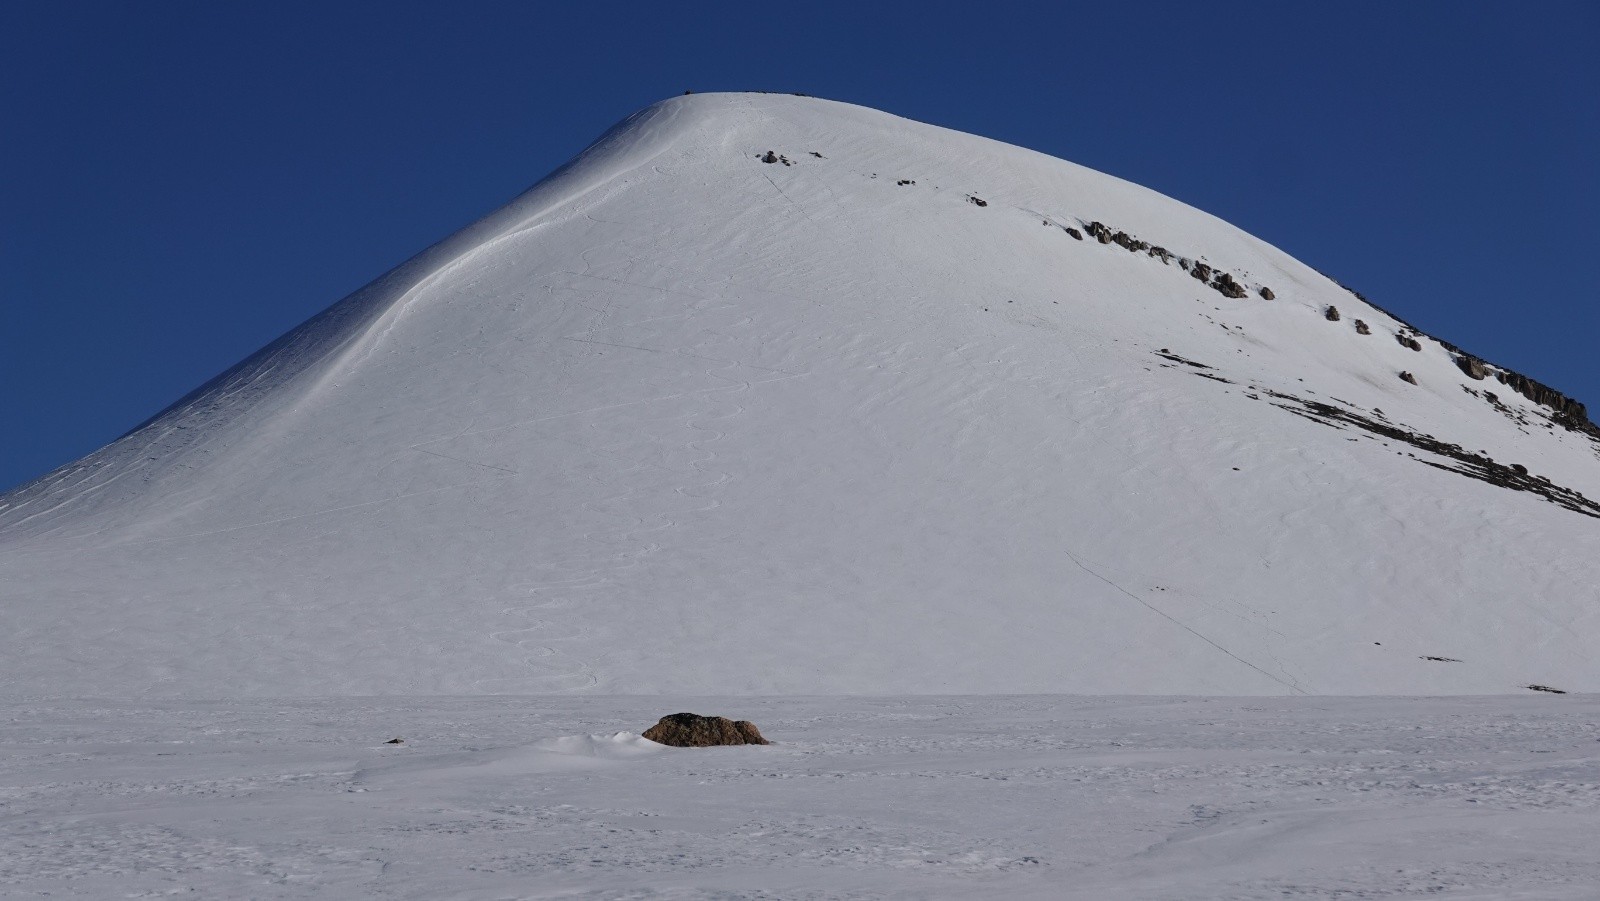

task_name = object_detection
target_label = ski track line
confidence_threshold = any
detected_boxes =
[1061,545,1309,694]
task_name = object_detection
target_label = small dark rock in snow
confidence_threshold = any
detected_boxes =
[1191,262,1214,283]
[1086,221,1114,244]
[1398,334,1423,352]
[1064,226,1083,240]
[643,713,770,747]
[1354,319,1371,335]
[1527,684,1567,694]
[761,150,779,164]
[1325,305,1341,322]
[1258,286,1275,300]
[968,195,988,207]
[1399,371,1417,385]
[385,738,404,744]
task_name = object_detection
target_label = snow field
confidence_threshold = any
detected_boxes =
[1,695,1597,898]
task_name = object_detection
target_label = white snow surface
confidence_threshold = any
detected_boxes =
[4,92,1600,697]
[3,695,1598,899]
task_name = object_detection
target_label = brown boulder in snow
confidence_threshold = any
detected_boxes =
[642,713,770,747]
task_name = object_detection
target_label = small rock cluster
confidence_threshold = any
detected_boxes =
[1080,221,1266,301]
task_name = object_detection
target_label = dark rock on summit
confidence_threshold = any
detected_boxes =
[642,713,770,747]
[1456,355,1488,380]
[1324,305,1341,322]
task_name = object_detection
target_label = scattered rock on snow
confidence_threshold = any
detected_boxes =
[1213,272,1248,298]
[642,713,770,747]
[1325,305,1341,322]
[1258,286,1275,300]
[1354,319,1371,335]
[385,738,405,744]
[1063,226,1083,240]
[967,195,988,207]
[761,150,779,164]
[1457,355,1488,380]
[1397,333,1423,352]
[1526,684,1567,694]
[1399,371,1417,385]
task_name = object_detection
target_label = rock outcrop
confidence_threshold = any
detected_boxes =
[1213,272,1248,298]
[1496,370,1590,424]
[1456,355,1488,380]
[642,713,770,747]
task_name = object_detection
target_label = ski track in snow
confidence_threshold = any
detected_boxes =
[2,695,1597,899]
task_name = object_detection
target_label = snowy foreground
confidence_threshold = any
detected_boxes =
[4,695,1597,899]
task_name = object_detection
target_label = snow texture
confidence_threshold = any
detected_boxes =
[2,695,1597,899]
[3,93,1600,697]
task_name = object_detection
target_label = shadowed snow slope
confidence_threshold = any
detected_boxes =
[3,93,1597,698]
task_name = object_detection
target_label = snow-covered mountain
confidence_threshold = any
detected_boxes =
[3,93,1597,698]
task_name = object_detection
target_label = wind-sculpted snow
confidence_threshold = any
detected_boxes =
[2,93,1598,697]
[3,695,1598,898]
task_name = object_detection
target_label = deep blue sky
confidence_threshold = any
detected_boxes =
[3,2,1596,492]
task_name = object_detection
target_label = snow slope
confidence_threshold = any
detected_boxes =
[3,92,1598,698]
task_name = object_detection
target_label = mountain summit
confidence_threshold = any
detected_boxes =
[4,93,1597,698]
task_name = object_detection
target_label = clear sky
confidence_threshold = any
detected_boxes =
[2,2,1596,492]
